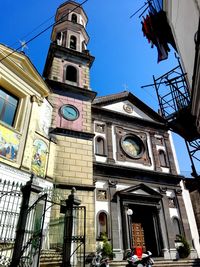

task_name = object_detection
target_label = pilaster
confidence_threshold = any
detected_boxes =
[106,122,115,164]
[160,187,178,259]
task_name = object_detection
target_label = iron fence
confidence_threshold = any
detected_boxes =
[0,178,86,267]
[0,179,23,266]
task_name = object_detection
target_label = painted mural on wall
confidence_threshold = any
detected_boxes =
[0,125,20,161]
[37,100,52,136]
[31,139,48,178]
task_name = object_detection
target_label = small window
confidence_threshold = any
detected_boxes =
[0,87,18,126]
[97,212,108,239]
[70,35,77,50]
[71,13,77,23]
[66,66,77,82]
[95,137,105,155]
[82,41,86,52]
[56,32,63,46]
[173,217,181,239]
[159,150,167,167]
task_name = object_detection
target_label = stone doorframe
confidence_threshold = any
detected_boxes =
[121,200,163,257]
[112,183,163,259]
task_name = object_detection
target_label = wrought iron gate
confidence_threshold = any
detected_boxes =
[63,205,86,267]
[0,179,23,266]
[0,178,86,267]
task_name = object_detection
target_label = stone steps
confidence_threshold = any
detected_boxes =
[39,250,62,267]
[39,250,200,267]
[110,259,200,267]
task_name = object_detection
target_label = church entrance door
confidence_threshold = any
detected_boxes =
[130,205,161,257]
[132,222,146,253]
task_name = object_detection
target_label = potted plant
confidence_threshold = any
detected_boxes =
[176,235,191,258]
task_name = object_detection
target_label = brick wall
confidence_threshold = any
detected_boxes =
[54,136,93,186]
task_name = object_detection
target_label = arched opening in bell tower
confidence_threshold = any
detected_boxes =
[70,35,77,50]
[65,65,77,83]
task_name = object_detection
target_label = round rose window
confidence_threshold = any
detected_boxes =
[121,134,144,158]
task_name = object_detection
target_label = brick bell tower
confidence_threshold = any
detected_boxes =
[43,0,96,253]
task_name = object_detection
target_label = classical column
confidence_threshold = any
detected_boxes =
[121,203,130,253]
[108,180,123,260]
[160,187,177,259]
[163,133,177,175]
[106,122,115,164]
[175,189,193,247]
[149,131,162,172]
[153,205,164,256]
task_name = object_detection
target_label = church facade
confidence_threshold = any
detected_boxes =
[92,91,200,260]
[42,0,200,261]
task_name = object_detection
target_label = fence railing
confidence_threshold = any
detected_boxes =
[0,180,23,266]
[0,178,86,267]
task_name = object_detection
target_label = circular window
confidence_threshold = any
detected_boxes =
[121,134,144,158]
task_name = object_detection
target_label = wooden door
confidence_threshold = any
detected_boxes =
[132,223,146,252]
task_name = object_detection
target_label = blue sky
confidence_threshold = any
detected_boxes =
[0,0,198,176]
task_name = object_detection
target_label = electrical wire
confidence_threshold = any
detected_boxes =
[0,0,89,63]
[10,15,55,49]
[0,47,26,72]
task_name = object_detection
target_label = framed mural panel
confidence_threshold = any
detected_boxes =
[0,124,20,161]
[31,139,48,178]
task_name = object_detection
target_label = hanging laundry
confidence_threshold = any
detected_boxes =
[141,9,177,63]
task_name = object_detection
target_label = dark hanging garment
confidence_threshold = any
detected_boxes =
[141,9,177,62]
[142,13,168,62]
[157,10,177,52]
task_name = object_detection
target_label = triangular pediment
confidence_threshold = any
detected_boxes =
[0,44,49,97]
[93,91,165,124]
[119,183,162,198]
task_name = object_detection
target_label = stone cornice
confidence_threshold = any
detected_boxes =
[50,127,94,140]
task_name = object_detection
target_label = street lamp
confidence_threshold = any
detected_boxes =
[127,208,133,249]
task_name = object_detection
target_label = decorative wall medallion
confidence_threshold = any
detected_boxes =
[123,103,133,114]
[97,189,107,200]
[60,104,79,121]
[121,134,144,158]
[168,197,176,208]
[95,124,105,133]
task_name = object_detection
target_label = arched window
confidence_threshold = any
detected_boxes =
[97,212,108,239]
[95,136,105,155]
[159,150,167,167]
[70,35,77,50]
[71,13,77,23]
[66,66,77,82]
[172,217,182,239]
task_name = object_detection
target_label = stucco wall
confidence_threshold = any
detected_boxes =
[165,0,200,87]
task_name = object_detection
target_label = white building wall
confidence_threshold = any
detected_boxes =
[165,0,200,86]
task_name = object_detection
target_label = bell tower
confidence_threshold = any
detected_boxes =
[43,0,96,253]
[43,1,95,90]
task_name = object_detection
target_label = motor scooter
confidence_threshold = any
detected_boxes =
[126,250,154,267]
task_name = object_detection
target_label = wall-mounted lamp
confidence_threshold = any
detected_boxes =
[127,208,133,216]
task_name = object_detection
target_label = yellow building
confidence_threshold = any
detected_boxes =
[0,44,55,266]
[0,44,54,184]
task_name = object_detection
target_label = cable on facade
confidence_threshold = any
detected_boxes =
[0,0,89,64]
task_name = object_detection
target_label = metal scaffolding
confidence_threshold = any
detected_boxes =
[142,58,200,178]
